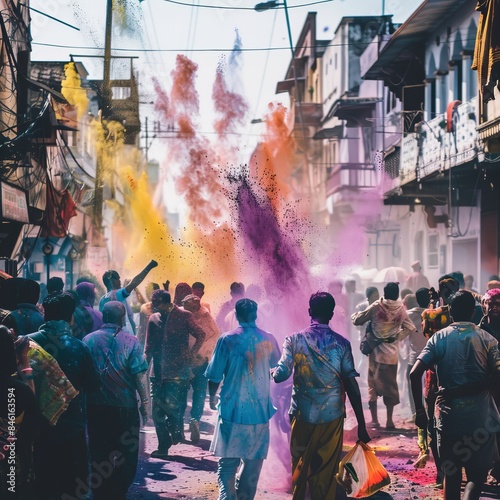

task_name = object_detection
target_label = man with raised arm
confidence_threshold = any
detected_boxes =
[100,259,158,335]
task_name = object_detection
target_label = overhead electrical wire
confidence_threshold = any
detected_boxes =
[160,0,334,10]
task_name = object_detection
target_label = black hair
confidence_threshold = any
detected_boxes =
[450,290,475,322]
[43,292,76,323]
[230,282,245,297]
[102,270,119,290]
[384,282,399,301]
[365,286,379,299]
[309,292,335,319]
[151,289,171,307]
[415,287,430,308]
[235,298,258,323]
[47,276,64,294]
[192,282,205,290]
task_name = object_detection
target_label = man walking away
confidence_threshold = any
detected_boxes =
[351,282,415,429]
[206,299,281,500]
[28,292,101,500]
[145,290,205,458]
[83,301,149,500]
[272,292,370,500]
[411,290,500,500]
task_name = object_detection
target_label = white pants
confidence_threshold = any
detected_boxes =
[217,457,264,500]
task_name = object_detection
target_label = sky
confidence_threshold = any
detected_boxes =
[30,0,422,164]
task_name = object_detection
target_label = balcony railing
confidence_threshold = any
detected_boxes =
[400,97,480,186]
[326,163,377,196]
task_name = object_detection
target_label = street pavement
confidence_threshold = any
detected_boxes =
[127,397,500,500]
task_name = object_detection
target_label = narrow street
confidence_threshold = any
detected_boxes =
[128,396,500,499]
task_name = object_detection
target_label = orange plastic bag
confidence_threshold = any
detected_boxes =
[336,441,391,498]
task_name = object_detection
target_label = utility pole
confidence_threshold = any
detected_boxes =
[93,0,113,234]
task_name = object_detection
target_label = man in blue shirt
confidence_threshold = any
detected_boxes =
[84,301,149,500]
[272,291,370,500]
[206,298,280,500]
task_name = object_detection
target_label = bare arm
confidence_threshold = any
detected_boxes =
[134,371,149,425]
[409,359,428,428]
[344,377,370,443]
[124,260,158,295]
[134,371,148,404]
[208,380,220,410]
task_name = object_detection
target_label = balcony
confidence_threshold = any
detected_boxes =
[326,162,377,199]
[400,97,480,186]
[293,102,323,127]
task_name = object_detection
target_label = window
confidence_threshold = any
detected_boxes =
[111,86,131,100]
[428,234,439,268]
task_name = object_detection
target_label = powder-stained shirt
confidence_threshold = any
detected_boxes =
[83,324,148,407]
[422,304,452,339]
[273,322,358,424]
[351,298,415,365]
[205,324,281,425]
[145,306,206,380]
[418,322,500,434]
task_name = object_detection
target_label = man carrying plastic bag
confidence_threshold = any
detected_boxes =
[272,292,370,499]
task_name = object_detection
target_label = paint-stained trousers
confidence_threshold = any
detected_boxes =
[152,378,190,449]
[217,457,264,500]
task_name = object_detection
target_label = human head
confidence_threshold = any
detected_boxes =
[383,282,399,301]
[151,289,171,313]
[438,275,459,304]
[76,282,96,306]
[365,286,379,304]
[464,274,474,289]
[345,279,356,293]
[102,301,126,326]
[173,282,192,306]
[235,298,258,324]
[2,278,40,308]
[182,294,201,313]
[191,282,205,299]
[308,292,335,323]
[483,288,500,320]
[401,288,412,301]
[450,290,475,322]
[0,325,17,376]
[102,270,121,291]
[47,276,64,295]
[43,292,76,323]
[145,282,160,302]
[415,287,430,308]
[403,294,418,309]
[328,279,343,295]
[487,280,500,290]
[230,282,245,299]
[411,260,421,271]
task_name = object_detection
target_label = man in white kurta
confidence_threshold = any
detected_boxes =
[205,298,281,500]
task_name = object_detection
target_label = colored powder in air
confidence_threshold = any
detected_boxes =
[250,103,297,215]
[61,62,89,121]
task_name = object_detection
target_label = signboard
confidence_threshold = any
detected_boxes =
[1,181,29,223]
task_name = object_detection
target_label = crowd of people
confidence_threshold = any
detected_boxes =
[1,260,500,500]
